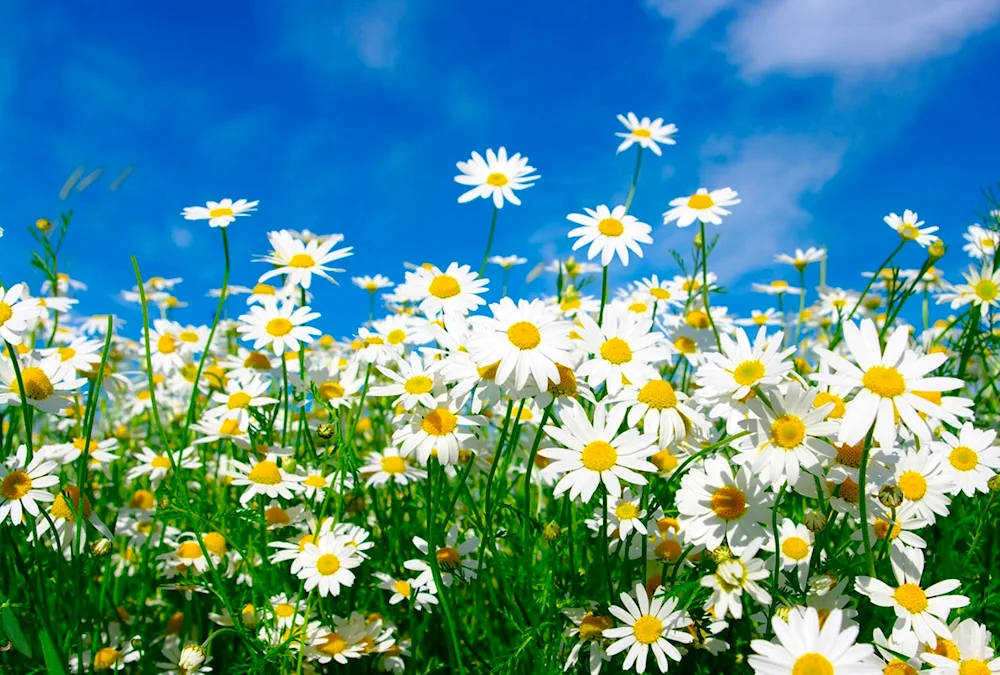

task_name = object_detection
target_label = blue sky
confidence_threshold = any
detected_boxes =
[3,0,1000,336]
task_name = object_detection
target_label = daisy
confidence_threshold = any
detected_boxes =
[694,326,794,402]
[662,188,741,228]
[0,350,88,413]
[941,263,1000,309]
[361,448,426,488]
[610,376,707,448]
[748,607,878,675]
[392,396,483,466]
[374,572,438,611]
[126,447,200,487]
[157,641,213,675]
[735,308,783,328]
[352,274,394,292]
[615,113,678,156]
[871,627,921,675]
[182,198,257,228]
[236,298,321,355]
[962,224,1000,259]
[538,401,658,503]
[601,488,647,541]
[47,336,105,373]
[633,275,687,309]
[295,532,362,597]
[0,445,59,525]
[406,525,479,586]
[891,447,953,523]
[603,584,693,674]
[394,263,488,319]
[676,455,773,556]
[203,375,278,427]
[368,352,444,410]
[854,545,969,645]
[454,147,539,208]
[774,247,827,272]
[488,254,527,269]
[466,297,574,391]
[886,209,939,247]
[255,229,353,289]
[769,519,814,589]
[229,456,303,506]
[813,319,964,448]
[566,204,653,267]
[752,280,803,296]
[931,422,1000,497]
[922,618,1000,675]
[818,288,859,317]
[700,550,771,620]
[562,608,613,675]
[576,305,671,396]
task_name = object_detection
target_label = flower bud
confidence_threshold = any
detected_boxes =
[317,423,336,440]
[804,510,827,533]
[281,456,297,473]
[35,218,53,232]
[711,545,733,564]
[879,483,904,509]
[90,538,113,557]
[928,239,946,260]
[542,521,561,542]
[988,474,1000,493]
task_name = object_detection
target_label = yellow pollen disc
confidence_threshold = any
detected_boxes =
[628,302,648,313]
[600,337,633,364]
[265,506,291,526]
[833,477,860,504]
[51,487,91,520]
[318,381,345,400]
[781,537,809,561]
[813,392,845,419]
[381,456,407,474]
[0,302,13,326]
[863,365,906,398]
[253,284,276,296]
[638,380,678,409]
[771,280,789,288]
[274,602,295,618]
[316,553,341,575]
[93,647,123,670]
[130,490,155,509]
[404,375,434,395]
[898,224,920,240]
[581,440,617,472]
[58,346,76,361]
[560,297,581,312]
[884,659,917,675]
[176,330,199,343]
[732,360,765,387]
[711,485,747,521]
[151,456,171,469]
[949,446,978,471]
[218,418,241,436]
[288,253,316,268]
[477,362,499,380]
[228,392,252,409]
[685,310,710,329]
[244,351,271,370]
[578,613,613,641]
[304,475,326,488]
[547,363,577,397]
[632,615,663,645]
[652,448,679,472]
[176,541,204,560]
[157,334,177,354]
[926,638,960,660]
[486,172,508,186]
[317,632,347,655]
[436,546,461,568]
[791,653,834,675]
[655,538,682,561]
[201,531,226,556]
[687,193,715,210]
[20,366,55,400]
[265,317,293,337]
[976,280,998,301]
[649,288,671,300]
[393,580,412,597]
[675,336,697,354]
[1,471,32,500]
[753,314,769,325]
[894,583,928,613]
[898,471,927,500]
[835,442,864,468]
[422,408,458,436]
[428,274,461,299]
[958,660,991,675]
[771,415,806,449]
[873,518,902,540]
[248,460,282,485]
[597,218,624,236]
[631,128,652,138]
[507,321,541,349]
[387,329,406,345]
[209,207,234,218]
[615,503,639,520]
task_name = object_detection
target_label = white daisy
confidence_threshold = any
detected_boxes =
[891,446,954,524]
[368,351,444,410]
[351,274,394,292]
[361,448,426,488]
[236,298,321,355]
[609,376,707,449]
[295,532,362,597]
[885,209,939,247]
[603,584,693,674]
[615,112,678,156]
[0,350,88,413]
[748,607,878,675]
[393,263,488,319]
[694,326,794,402]
[0,445,59,526]
[182,198,258,228]
[406,525,479,587]
[255,229,353,289]
[931,422,1000,497]
[576,305,671,396]
[922,618,1000,675]
[700,550,771,620]
[229,456,303,506]
[392,396,483,466]
[774,247,827,272]
[962,224,1000,259]
[454,147,539,208]
[566,204,653,267]
[662,188,741,228]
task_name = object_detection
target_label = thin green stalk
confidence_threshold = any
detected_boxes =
[857,430,877,577]
[425,460,466,674]
[598,266,609,326]
[479,206,499,277]
[520,404,553,546]
[623,146,644,214]
[698,221,721,347]
[830,240,905,348]
[601,490,613,601]
[766,485,786,635]
[4,342,34,461]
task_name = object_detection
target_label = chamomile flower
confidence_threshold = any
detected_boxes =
[454,147,539,208]
[488,254,527,269]
[0,350,87,413]
[566,204,653,267]
[352,274,394,293]
[615,112,678,156]
[694,326,794,402]
[236,298,321,355]
[700,550,771,620]
[610,376,707,448]
[0,445,58,526]
[394,263,488,319]
[375,572,438,611]
[602,489,647,541]
[942,263,1000,309]
[295,533,362,597]
[256,230,353,289]
[854,545,969,645]
[203,375,278,427]
[774,247,827,271]
[368,352,443,410]
[603,584,693,673]
[361,448,426,488]
[182,197,258,228]
[962,224,1000,259]
[126,446,200,488]
[539,401,658,503]
[157,641,213,675]
[748,607,877,675]
[662,188,741,228]
[769,519,814,589]
[406,525,479,586]
[633,275,686,309]
[752,280,803,296]
[886,209,939,247]
[922,618,1000,675]
[229,456,303,506]
[576,305,671,396]
[392,397,483,466]
[891,447,954,523]
[563,608,613,675]
[931,422,1000,497]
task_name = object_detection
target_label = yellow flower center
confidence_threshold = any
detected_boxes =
[266,317,295,337]
[581,440,617,472]
[771,415,806,449]
[288,253,316,268]
[894,583,928,613]
[387,329,406,344]
[1,471,32,500]
[898,224,920,240]
[637,380,678,409]
[546,364,577,397]
[130,490,155,509]
[959,660,991,675]
[486,172,508,187]
[685,310,710,329]
[381,456,407,474]
[655,538,682,561]
[274,602,296,618]
[578,613,613,641]
[477,362,499,380]
[507,321,541,349]
[560,297,581,312]
[898,471,927,500]
[403,375,434,395]
[652,448,679,473]
[218,418,241,436]
[711,485,747,521]
[687,193,715,210]
[632,615,663,645]
[20,366,55,401]
[317,632,347,655]
[600,337,633,364]
[631,128,652,138]
[863,365,906,398]
[874,518,902,540]
[422,408,458,436]
[926,638,960,660]
[674,337,697,354]
[649,288,671,300]
[316,553,341,576]
[792,653,834,675]
[176,541,204,560]
[393,580,412,597]
[781,537,809,561]
[151,456,171,469]
[248,460,282,485]
[628,302,648,314]
[265,505,291,526]
[93,647,123,670]
[228,392,252,409]
[318,381,344,400]
[209,207,234,218]
[771,280,789,289]
[0,302,13,326]
[51,487,92,520]
[57,346,76,361]
[615,503,639,520]
[813,392,846,419]
[884,659,917,675]
[428,274,461,299]
[949,446,978,471]
[597,218,624,237]
[732,360,766,387]
[976,280,998,301]
[157,334,177,354]
[436,546,462,568]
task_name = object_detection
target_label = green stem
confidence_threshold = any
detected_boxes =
[425,460,466,674]
[830,240,905,348]
[858,430,877,577]
[766,485,786,635]
[598,266,609,326]
[698,221,721,347]
[520,405,553,546]
[479,206,499,278]
[623,147,644,214]
[4,343,34,461]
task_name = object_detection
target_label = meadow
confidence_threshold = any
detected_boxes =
[1,114,999,675]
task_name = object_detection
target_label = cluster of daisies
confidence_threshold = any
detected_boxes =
[1,111,999,675]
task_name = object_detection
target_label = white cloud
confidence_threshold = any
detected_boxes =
[171,226,193,249]
[644,0,737,37]
[349,0,406,70]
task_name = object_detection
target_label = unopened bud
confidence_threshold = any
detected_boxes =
[988,474,1000,493]
[774,605,791,622]
[317,423,336,440]
[90,538,113,557]
[711,545,733,564]
[693,232,704,248]
[281,456,297,473]
[804,510,827,533]
[879,483,904,509]
[928,239,946,260]
[542,521,561,542]
[35,217,53,232]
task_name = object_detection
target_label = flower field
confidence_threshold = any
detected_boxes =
[2,113,1000,675]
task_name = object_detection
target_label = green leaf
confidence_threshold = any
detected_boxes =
[39,628,68,675]
[0,588,31,657]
